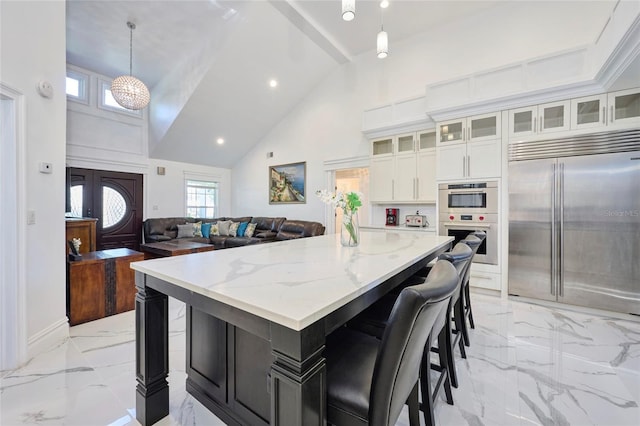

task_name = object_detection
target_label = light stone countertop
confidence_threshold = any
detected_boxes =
[361,224,437,232]
[131,230,452,331]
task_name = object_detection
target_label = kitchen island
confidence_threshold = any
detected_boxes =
[131,230,453,425]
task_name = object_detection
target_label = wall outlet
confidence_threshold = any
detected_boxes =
[39,162,53,174]
[27,210,36,225]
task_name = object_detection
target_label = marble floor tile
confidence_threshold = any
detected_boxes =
[1,293,639,425]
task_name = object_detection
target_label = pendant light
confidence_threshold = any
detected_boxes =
[111,21,150,110]
[342,0,355,21]
[377,8,388,59]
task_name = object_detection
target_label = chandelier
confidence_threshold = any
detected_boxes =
[111,21,150,110]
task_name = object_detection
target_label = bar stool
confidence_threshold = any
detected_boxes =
[461,232,485,338]
[324,260,459,426]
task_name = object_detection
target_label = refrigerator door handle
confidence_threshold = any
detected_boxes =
[559,162,565,297]
[551,163,557,296]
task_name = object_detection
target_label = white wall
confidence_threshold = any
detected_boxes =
[146,158,231,219]
[0,0,68,357]
[230,2,613,221]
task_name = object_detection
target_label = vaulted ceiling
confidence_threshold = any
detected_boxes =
[66,0,634,169]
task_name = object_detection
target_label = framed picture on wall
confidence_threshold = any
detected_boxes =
[269,162,306,204]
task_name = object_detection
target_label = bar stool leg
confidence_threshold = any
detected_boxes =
[465,282,475,329]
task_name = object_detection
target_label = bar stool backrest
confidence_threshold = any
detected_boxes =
[368,260,459,426]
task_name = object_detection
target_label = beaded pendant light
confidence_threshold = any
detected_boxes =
[111,21,150,110]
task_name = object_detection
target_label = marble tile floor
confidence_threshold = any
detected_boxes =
[1,293,639,426]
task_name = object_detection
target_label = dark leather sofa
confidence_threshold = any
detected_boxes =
[143,216,325,249]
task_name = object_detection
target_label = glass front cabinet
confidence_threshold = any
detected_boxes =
[608,88,640,127]
[508,100,570,138]
[437,112,501,145]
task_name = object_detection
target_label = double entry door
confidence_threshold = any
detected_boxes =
[67,168,143,251]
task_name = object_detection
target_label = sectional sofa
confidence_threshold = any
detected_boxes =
[142,216,325,250]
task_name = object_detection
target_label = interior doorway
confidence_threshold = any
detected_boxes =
[1,83,27,370]
[334,168,370,234]
[67,168,144,250]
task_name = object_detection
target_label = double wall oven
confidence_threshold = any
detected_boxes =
[438,182,498,265]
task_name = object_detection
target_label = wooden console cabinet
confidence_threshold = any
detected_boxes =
[67,248,144,326]
[65,218,98,254]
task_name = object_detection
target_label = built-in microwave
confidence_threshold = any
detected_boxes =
[438,182,498,214]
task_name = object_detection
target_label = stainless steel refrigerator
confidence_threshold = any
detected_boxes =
[508,129,640,315]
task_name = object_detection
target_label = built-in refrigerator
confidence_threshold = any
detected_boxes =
[508,129,640,315]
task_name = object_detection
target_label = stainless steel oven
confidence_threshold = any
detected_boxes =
[439,182,498,265]
[438,181,498,213]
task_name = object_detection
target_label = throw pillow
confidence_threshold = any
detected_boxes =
[217,220,232,236]
[201,222,212,238]
[211,223,220,236]
[229,221,240,237]
[244,222,257,237]
[237,222,248,237]
[193,221,203,237]
[177,223,194,238]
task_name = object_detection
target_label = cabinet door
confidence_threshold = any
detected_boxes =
[608,88,640,127]
[417,130,436,151]
[437,118,465,145]
[539,100,570,134]
[508,106,537,138]
[468,139,501,178]
[371,137,393,156]
[436,144,466,180]
[396,133,415,154]
[469,112,501,142]
[571,94,607,130]
[417,150,437,202]
[394,154,417,201]
[370,156,394,201]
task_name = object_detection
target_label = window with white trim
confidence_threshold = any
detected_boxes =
[186,180,218,218]
[66,69,89,104]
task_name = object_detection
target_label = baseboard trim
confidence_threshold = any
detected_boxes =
[27,317,70,360]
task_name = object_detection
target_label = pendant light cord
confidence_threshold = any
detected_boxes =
[127,21,135,77]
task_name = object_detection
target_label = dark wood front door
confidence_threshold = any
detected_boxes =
[67,168,143,251]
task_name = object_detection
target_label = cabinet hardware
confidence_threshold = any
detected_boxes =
[462,156,466,177]
[467,155,471,177]
[416,179,419,199]
[468,126,471,141]
[610,105,614,123]
[602,106,606,125]
[539,115,543,132]
[413,178,416,199]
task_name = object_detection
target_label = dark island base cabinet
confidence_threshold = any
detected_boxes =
[186,307,274,426]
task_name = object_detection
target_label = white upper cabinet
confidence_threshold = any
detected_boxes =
[608,88,640,128]
[371,137,394,157]
[437,112,501,145]
[369,130,437,203]
[571,94,608,130]
[508,100,570,139]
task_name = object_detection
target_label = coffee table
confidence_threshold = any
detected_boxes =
[140,240,215,258]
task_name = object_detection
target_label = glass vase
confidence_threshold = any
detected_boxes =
[341,210,359,247]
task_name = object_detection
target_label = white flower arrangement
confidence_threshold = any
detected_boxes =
[316,189,363,245]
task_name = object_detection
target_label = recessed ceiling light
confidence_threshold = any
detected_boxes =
[380,0,390,8]
[269,79,278,88]
[216,138,224,145]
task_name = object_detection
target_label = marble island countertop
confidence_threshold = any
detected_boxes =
[131,230,452,331]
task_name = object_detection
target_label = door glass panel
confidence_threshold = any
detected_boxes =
[614,93,640,120]
[576,100,600,124]
[372,138,393,155]
[471,116,496,139]
[419,131,436,149]
[70,185,83,217]
[513,111,533,133]
[397,135,414,153]
[543,105,565,129]
[439,122,463,142]
[102,186,126,228]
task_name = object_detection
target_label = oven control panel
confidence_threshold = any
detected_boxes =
[447,214,489,222]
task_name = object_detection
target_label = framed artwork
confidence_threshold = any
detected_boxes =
[269,162,306,204]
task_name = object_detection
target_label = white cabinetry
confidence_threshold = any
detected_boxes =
[369,130,437,203]
[436,112,501,180]
[508,100,570,138]
[608,87,640,128]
